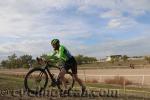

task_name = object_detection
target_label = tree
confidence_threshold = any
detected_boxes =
[75,54,97,65]
[8,53,17,61]
[110,57,115,64]
[145,56,150,64]
[75,55,84,65]
[20,55,32,63]
[7,53,18,68]
[1,60,9,68]
[122,55,129,62]
[90,57,97,63]
[20,55,33,68]
[1,54,98,68]
[0,54,35,69]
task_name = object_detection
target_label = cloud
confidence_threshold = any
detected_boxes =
[107,17,138,29]
[121,0,150,16]
[78,33,150,58]
[100,10,122,19]
[0,0,150,60]
[107,19,121,28]
[0,0,78,37]
[78,0,150,16]
[78,0,150,30]
[0,0,93,59]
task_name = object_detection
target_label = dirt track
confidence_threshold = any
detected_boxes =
[0,68,150,86]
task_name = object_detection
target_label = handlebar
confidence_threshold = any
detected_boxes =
[34,57,61,70]
[36,57,52,65]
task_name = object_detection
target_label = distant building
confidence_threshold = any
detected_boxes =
[106,55,122,61]
[98,58,107,62]
[106,56,111,61]
[128,56,144,60]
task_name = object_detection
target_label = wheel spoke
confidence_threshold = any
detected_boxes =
[24,68,48,94]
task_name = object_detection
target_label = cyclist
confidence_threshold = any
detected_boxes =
[47,39,86,94]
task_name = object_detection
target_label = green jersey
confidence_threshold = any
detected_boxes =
[47,45,72,62]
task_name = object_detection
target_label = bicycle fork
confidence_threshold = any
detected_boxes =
[46,68,58,86]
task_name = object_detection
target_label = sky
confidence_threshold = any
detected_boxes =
[0,0,150,60]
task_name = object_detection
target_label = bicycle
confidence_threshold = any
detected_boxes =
[24,59,75,94]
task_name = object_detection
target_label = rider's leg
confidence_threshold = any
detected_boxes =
[58,68,67,89]
[72,74,85,88]
[71,64,86,89]
[70,57,86,90]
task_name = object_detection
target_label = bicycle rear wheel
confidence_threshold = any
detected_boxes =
[24,68,48,94]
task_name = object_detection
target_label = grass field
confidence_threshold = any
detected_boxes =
[0,70,150,100]
[0,61,150,100]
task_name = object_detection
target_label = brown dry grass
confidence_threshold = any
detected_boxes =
[85,79,99,83]
[104,76,133,86]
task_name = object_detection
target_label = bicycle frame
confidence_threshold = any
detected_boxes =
[28,61,59,83]
[25,61,74,93]
[43,62,60,83]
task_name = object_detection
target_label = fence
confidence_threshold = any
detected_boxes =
[77,72,150,98]
[79,74,149,86]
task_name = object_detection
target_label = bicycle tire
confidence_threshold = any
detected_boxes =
[24,67,48,94]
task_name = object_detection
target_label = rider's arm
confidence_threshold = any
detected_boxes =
[47,51,57,60]
[58,46,67,62]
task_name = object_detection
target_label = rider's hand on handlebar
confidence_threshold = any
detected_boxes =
[36,57,45,65]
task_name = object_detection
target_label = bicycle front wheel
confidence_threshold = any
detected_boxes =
[24,67,48,94]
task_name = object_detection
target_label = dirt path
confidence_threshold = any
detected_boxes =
[0,68,150,86]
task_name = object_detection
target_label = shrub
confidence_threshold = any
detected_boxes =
[86,79,99,83]
[104,76,132,86]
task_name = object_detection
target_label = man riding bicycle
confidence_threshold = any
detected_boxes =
[38,39,86,94]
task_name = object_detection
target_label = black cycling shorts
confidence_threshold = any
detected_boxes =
[63,57,77,74]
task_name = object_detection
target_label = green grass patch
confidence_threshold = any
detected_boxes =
[86,83,150,93]
[0,74,24,89]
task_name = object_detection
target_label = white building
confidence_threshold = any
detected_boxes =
[106,55,122,62]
